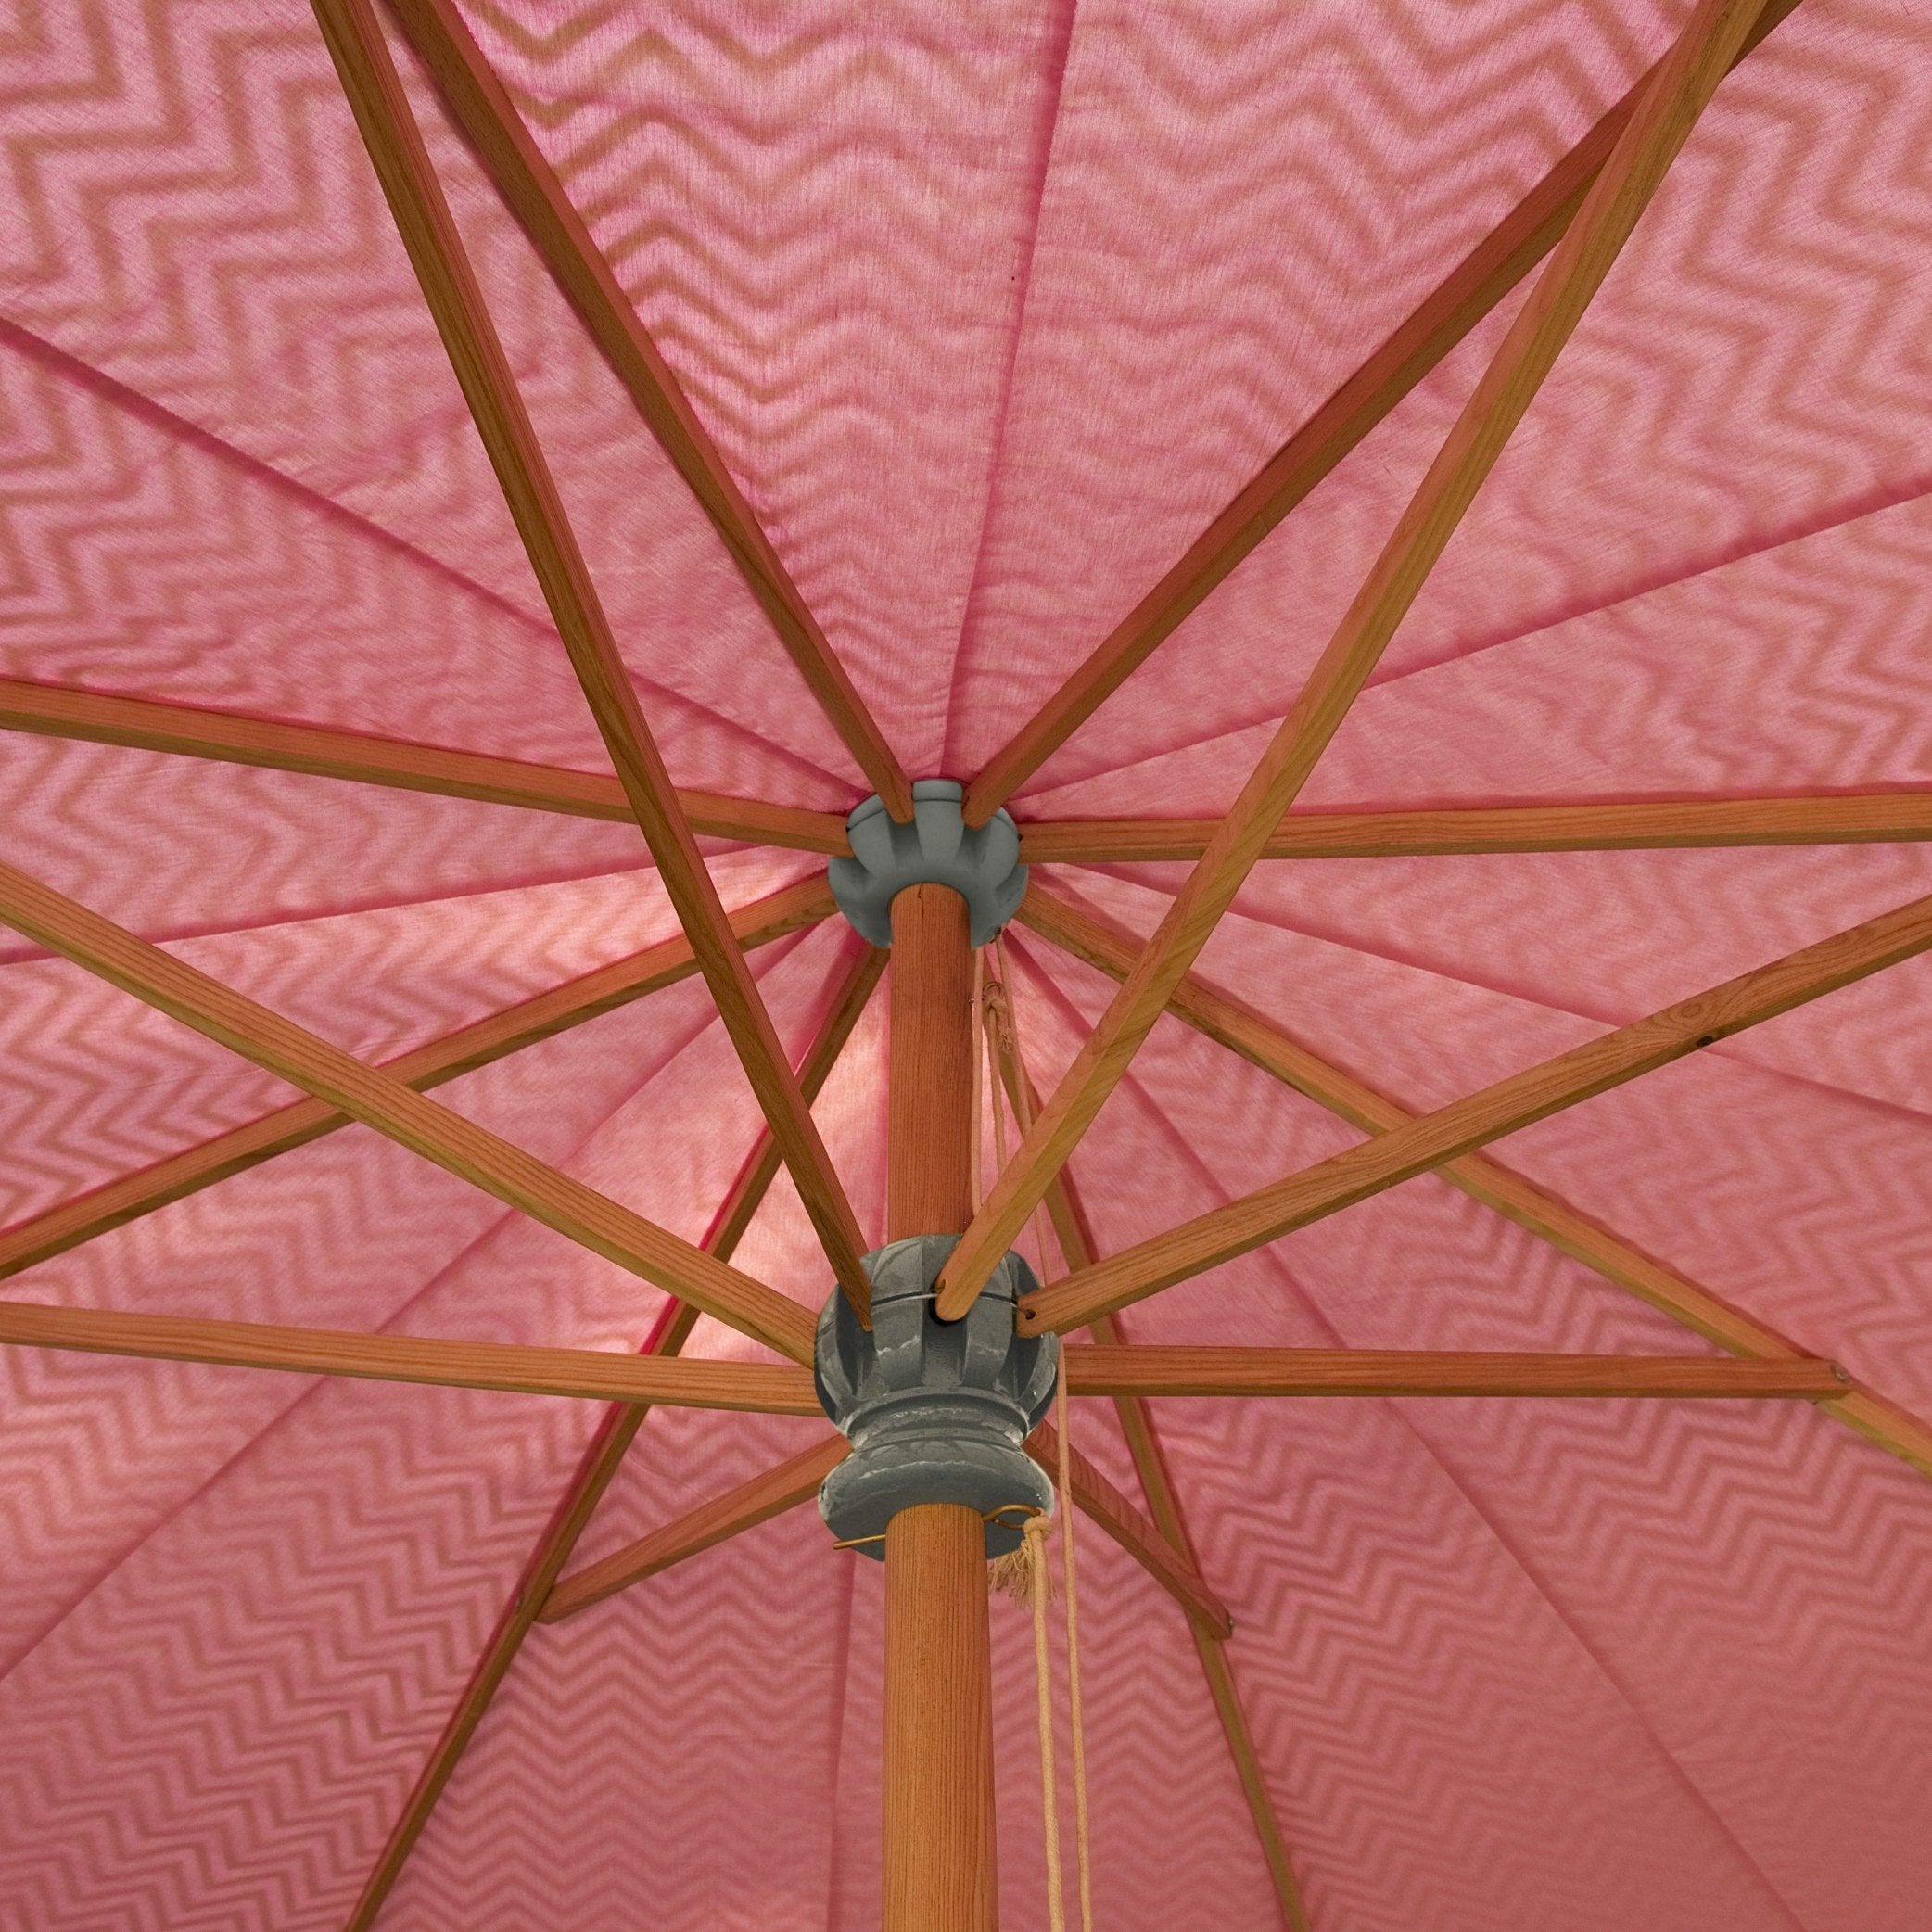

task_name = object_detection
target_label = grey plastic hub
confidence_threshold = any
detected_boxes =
[815,1235,1060,1558]
[828,779,1027,947]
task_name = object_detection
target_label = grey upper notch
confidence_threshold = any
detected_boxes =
[828,779,1027,947]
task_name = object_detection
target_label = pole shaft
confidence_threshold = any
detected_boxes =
[883,1502,998,1929]
[888,883,976,1240]
[883,881,996,1930]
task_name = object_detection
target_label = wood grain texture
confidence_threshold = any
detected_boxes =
[343,945,883,1932]
[1018,883,1789,1355]
[985,990,1239,1629]
[1027,1419,1232,1639]
[1050,1245,1305,1926]
[1022,886,1932,1334]
[344,1303,699,1932]
[887,884,976,1241]
[0,1300,820,1410]
[1021,885,1932,1481]
[534,1412,1234,1634]
[1064,1347,1844,1400]
[1189,1631,1308,1932]
[934,0,1771,1322]
[383,0,911,819]
[539,1434,849,1621]
[0,878,834,1282]
[312,0,873,1317]
[878,877,995,1926]
[0,856,816,1362]
[883,1503,997,1932]
[1017,791,1932,863]
[0,677,849,851]
[961,0,1801,824]
[983,1003,1303,1927]
[702,941,890,1264]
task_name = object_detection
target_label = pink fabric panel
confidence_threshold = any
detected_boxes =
[381,1420,857,1932]
[1013,0,1932,816]
[1002,936,1932,1930]
[1029,859,1932,1412]
[1148,1388,1932,1932]
[388,1408,1286,1932]
[458,0,1081,781]
[0,925,855,1926]
[0,734,659,950]
[0,0,1928,1926]
[0,841,819,1221]
[945,0,1691,782]
[0,0,852,799]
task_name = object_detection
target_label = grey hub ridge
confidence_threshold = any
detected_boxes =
[828,779,1027,947]
[815,1235,1060,1558]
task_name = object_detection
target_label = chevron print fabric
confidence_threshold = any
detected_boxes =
[4,0,1932,1926]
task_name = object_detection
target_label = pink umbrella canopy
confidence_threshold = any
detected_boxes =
[4,0,1932,1926]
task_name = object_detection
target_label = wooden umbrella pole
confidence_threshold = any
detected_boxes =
[888,885,977,1239]
[883,882,998,1931]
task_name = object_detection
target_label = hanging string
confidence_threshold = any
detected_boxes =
[982,958,1010,1187]
[1053,1346,1096,1932]
[987,938,1096,1932]
[982,944,1059,1283]
[981,959,1068,1925]
[982,952,1046,1574]
[1023,1509,1067,1932]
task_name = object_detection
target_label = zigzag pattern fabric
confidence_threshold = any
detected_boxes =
[3,0,1931,1926]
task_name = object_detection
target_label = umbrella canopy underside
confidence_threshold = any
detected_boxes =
[3,1,1931,1927]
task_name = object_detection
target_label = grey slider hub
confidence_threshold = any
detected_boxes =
[815,1236,1060,1558]
[827,778,1027,947]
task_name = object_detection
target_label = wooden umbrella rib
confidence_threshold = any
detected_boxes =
[0,677,849,852]
[536,1412,1230,1636]
[0,877,833,1283]
[1063,1346,1844,1400]
[1024,1418,1232,1638]
[962,0,1803,825]
[343,942,883,1932]
[0,856,816,1363]
[539,1434,851,1621]
[1021,884,1932,1480]
[983,997,1239,1632]
[344,1316,699,1932]
[534,1417,1229,1633]
[0,1300,820,1411]
[990,1023,1307,1929]
[1017,791,1932,863]
[1099,1373,1306,1929]
[313,0,874,1319]
[1022,886,1932,1334]
[381,0,911,820]
[982,1005,1246,1649]
[1192,1633,1307,1931]
[935,0,1775,1322]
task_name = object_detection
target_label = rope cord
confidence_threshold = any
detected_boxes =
[1025,1510,1067,1932]
[984,957,1011,1186]
[985,941,1097,1930]
[1054,1346,1096,1932]
[982,942,1060,1280]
